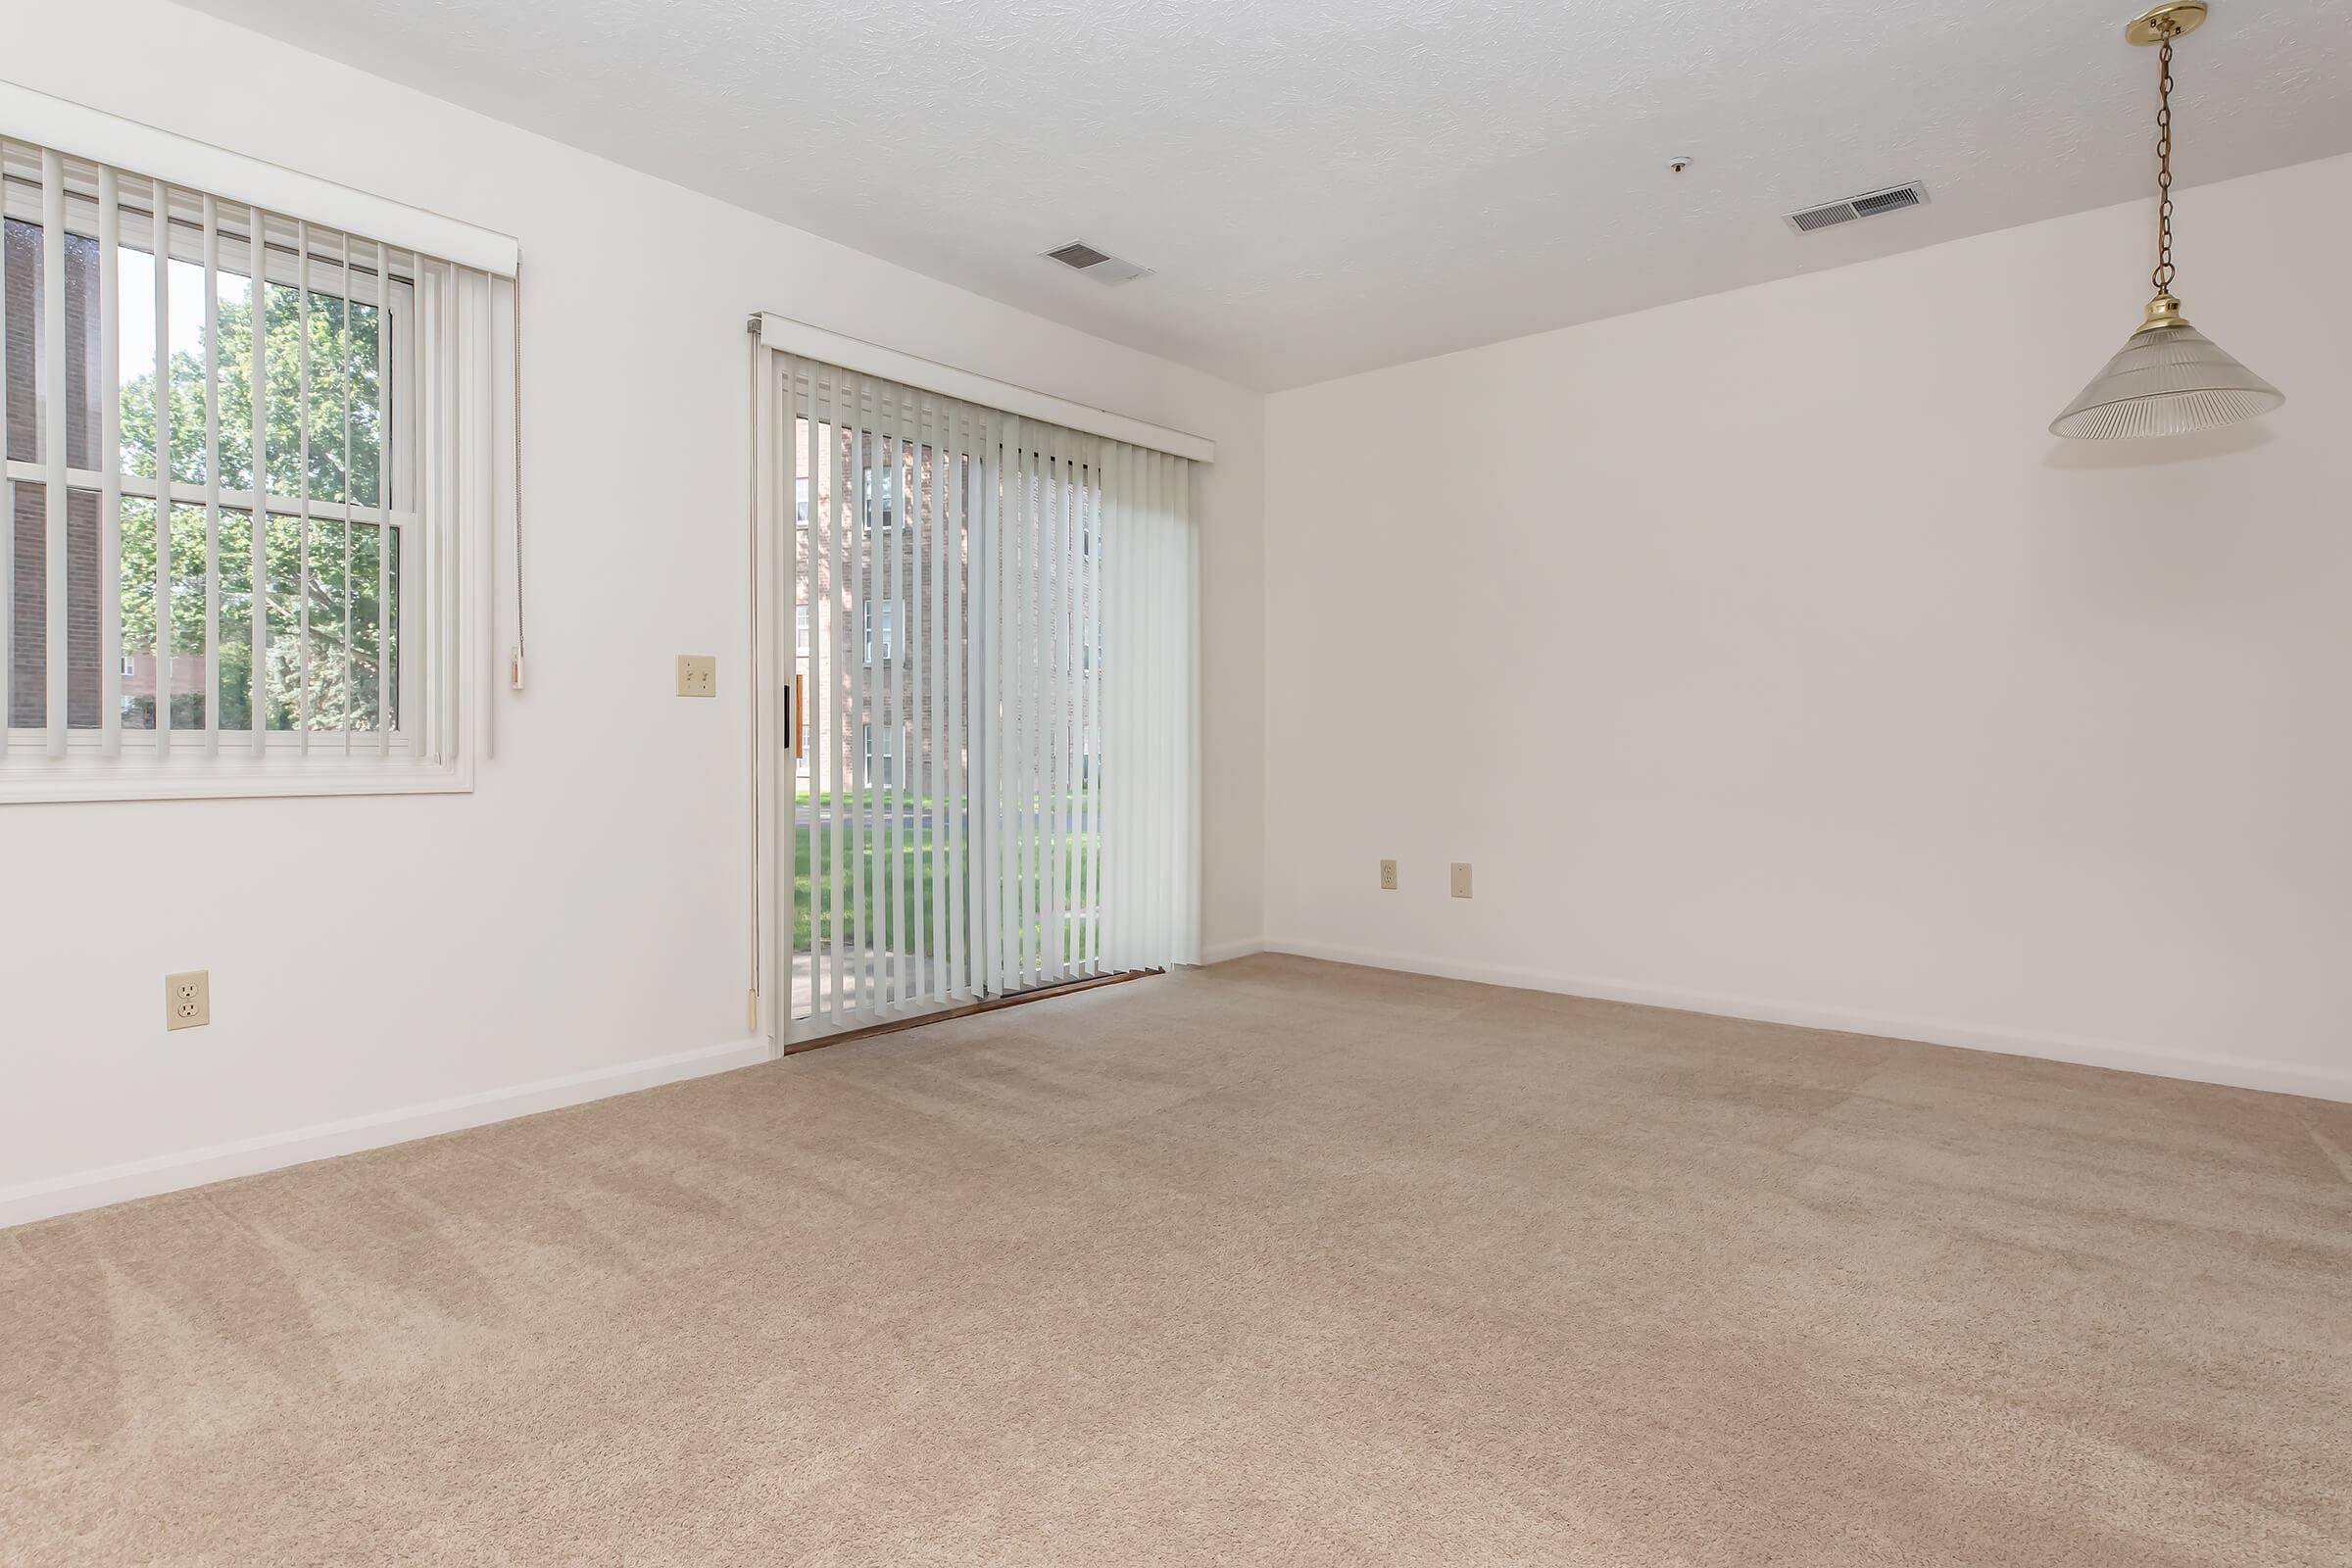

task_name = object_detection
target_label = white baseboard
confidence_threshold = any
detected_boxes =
[1263,940,2352,1104]
[0,1035,772,1231]
[1200,937,1268,965]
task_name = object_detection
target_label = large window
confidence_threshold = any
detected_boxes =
[6,193,404,738]
[0,122,513,802]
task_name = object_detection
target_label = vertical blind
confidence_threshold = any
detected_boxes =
[0,127,512,797]
[781,354,1199,1029]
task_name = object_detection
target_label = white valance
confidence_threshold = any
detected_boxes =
[757,313,1215,465]
[0,80,519,277]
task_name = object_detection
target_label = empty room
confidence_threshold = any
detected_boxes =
[2,0,2347,1562]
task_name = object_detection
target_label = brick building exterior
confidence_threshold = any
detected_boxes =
[792,430,976,795]
[5,217,108,733]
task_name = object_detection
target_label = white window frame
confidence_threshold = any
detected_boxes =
[0,97,514,807]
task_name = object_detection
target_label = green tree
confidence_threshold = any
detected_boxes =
[117,280,389,731]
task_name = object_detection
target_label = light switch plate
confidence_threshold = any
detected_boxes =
[166,970,210,1031]
[1449,862,1473,899]
[676,655,717,698]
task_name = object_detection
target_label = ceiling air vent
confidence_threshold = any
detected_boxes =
[1043,239,1153,285]
[1783,181,1929,235]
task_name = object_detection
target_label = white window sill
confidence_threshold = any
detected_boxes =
[0,742,471,805]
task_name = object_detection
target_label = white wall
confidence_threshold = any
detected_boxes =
[0,0,1265,1215]
[1265,152,2352,1102]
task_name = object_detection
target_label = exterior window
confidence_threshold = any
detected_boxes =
[0,133,507,802]
[795,604,809,657]
[862,601,893,662]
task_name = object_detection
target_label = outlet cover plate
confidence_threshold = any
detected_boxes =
[166,970,210,1031]
[1379,858,1398,891]
[676,655,717,698]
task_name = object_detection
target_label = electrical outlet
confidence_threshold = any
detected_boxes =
[675,655,717,699]
[1379,858,1398,892]
[1450,862,1473,899]
[165,970,210,1031]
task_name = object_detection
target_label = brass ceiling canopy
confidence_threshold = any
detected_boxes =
[2049,0,2283,439]
[2123,1,2206,46]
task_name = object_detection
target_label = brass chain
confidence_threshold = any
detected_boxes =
[2152,36,2176,294]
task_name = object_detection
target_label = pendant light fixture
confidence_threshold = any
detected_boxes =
[2050,1,2284,439]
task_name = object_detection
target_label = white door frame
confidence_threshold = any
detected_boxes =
[750,327,786,1054]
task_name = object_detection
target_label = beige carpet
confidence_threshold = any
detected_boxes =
[5,956,2349,1566]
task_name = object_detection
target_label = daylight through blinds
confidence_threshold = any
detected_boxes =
[0,130,508,794]
[780,354,1199,1027]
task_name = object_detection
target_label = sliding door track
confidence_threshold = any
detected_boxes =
[776,968,1165,1058]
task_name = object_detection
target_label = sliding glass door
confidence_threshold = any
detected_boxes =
[788,364,974,1025]
[774,353,1199,1040]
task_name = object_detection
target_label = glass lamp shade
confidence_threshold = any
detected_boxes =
[2050,306,2285,439]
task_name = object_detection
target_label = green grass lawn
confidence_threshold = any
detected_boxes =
[794,816,1098,957]
[795,786,935,810]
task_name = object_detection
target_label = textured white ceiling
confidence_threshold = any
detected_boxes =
[175,0,2352,389]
